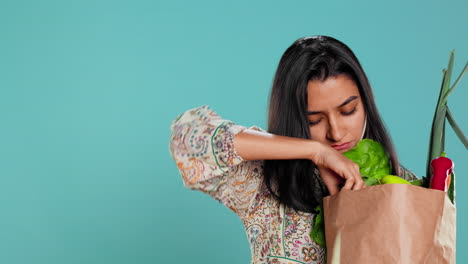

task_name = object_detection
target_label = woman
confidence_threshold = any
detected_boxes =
[169,35,418,264]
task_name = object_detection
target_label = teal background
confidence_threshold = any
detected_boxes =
[0,0,467,263]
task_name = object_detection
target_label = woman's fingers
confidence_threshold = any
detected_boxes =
[341,163,364,191]
[313,142,366,193]
[353,164,365,190]
[319,168,344,196]
[328,183,340,195]
[342,175,355,190]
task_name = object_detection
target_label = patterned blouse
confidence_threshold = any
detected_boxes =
[168,105,419,264]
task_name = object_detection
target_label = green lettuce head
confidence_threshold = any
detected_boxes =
[343,139,391,186]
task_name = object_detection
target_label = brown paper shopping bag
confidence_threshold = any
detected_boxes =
[323,184,456,264]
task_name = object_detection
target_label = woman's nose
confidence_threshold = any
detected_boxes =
[326,116,344,142]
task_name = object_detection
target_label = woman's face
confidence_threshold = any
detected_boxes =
[307,74,366,153]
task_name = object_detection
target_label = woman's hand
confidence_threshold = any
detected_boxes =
[319,167,344,195]
[310,141,366,193]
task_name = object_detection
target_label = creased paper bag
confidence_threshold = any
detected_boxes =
[323,184,456,264]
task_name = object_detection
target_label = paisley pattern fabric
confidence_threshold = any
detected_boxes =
[169,105,419,264]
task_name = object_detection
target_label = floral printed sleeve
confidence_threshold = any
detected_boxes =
[169,105,265,219]
[398,164,419,181]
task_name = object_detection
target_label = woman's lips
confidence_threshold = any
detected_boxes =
[332,142,351,150]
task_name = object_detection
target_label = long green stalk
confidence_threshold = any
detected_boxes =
[446,107,468,149]
[441,62,468,106]
[426,51,467,185]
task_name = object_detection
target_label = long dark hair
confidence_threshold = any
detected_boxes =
[263,35,399,213]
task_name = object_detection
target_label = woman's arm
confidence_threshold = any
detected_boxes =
[233,129,319,161]
[233,129,365,192]
[169,105,265,219]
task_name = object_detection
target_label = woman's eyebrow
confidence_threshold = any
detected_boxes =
[307,96,359,115]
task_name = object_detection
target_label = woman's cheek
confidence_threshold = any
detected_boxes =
[309,125,325,142]
[350,111,366,137]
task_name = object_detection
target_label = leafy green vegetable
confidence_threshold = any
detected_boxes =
[418,175,431,188]
[343,139,391,186]
[364,177,379,186]
[409,179,424,186]
[448,172,455,205]
[310,205,326,247]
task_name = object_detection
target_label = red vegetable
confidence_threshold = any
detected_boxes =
[429,153,454,192]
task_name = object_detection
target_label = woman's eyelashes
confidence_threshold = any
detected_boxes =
[341,107,357,116]
[308,119,322,125]
[308,107,357,126]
